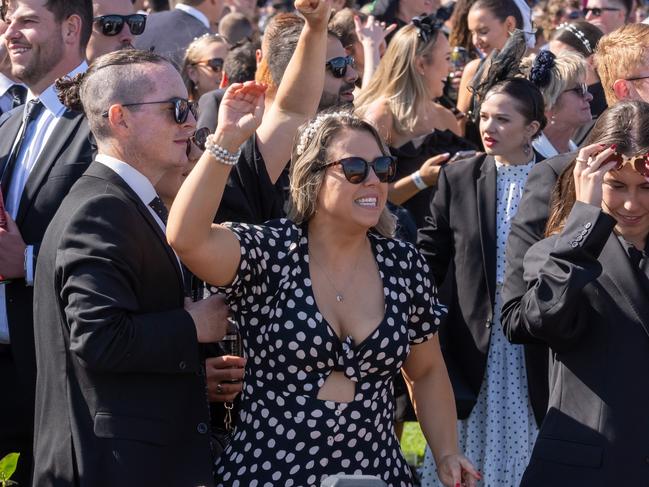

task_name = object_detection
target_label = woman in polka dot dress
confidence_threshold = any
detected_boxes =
[168,82,479,487]
[417,73,551,485]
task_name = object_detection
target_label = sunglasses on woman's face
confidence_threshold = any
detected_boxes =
[582,6,620,16]
[192,58,224,73]
[104,97,198,124]
[602,151,649,178]
[317,156,396,184]
[94,14,147,36]
[564,83,589,98]
[325,56,355,79]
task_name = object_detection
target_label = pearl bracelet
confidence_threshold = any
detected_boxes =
[411,170,428,190]
[205,134,241,166]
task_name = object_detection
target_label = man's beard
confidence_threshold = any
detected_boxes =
[12,33,64,87]
[317,82,355,112]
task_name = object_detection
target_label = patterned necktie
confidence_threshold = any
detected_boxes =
[0,98,44,196]
[148,195,168,225]
[7,85,26,109]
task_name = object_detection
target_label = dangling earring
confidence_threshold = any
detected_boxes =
[523,138,532,157]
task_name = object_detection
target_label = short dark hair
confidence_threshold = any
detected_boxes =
[218,12,254,45]
[45,0,94,50]
[223,40,258,84]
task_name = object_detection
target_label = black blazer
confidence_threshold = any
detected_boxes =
[0,109,94,459]
[417,153,548,425]
[501,152,574,343]
[134,8,211,68]
[32,162,214,487]
[197,88,225,133]
[514,202,649,485]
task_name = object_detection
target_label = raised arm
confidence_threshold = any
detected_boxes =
[256,0,331,183]
[167,82,266,287]
[353,15,396,89]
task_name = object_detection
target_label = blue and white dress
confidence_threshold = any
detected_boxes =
[420,160,539,487]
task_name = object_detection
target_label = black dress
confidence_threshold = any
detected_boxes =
[211,219,446,487]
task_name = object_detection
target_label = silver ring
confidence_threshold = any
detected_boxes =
[216,383,223,393]
[576,158,587,164]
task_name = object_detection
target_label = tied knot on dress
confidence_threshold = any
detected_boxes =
[334,336,362,383]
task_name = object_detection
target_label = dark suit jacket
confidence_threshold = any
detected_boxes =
[32,162,214,487]
[514,202,649,485]
[417,153,548,425]
[134,8,211,68]
[501,152,574,344]
[0,109,94,458]
[197,88,225,133]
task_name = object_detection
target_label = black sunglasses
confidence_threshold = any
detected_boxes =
[186,127,211,156]
[94,14,147,36]
[192,58,224,72]
[563,82,589,98]
[326,56,355,79]
[581,6,620,16]
[317,156,396,184]
[103,97,198,124]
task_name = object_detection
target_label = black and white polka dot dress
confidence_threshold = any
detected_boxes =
[211,219,446,487]
[421,160,538,486]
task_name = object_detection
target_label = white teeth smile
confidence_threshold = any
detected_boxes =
[12,48,29,54]
[355,197,378,207]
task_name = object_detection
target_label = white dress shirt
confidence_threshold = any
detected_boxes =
[532,131,578,159]
[0,62,87,344]
[175,3,210,29]
[94,154,166,232]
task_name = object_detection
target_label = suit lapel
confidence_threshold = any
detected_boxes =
[84,163,185,289]
[15,111,82,224]
[476,156,497,311]
[0,110,24,171]
[598,235,649,338]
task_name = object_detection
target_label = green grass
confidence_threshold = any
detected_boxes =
[399,422,427,466]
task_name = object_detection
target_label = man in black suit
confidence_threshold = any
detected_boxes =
[33,49,228,486]
[0,1,94,484]
[134,0,224,67]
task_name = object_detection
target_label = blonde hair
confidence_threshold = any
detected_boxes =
[288,111,396,237]
[521,50,587,110]
[595,23,649,107]
[354,24,441,136]
[181,33,228,100]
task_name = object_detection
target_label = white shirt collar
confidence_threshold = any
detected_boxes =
[0,72,16,97]
[175,3,210,29]
[26,62,88,117]
[95,153,158,207]
[532,132,577,159]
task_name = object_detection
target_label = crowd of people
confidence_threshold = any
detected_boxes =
[0,0,648,486]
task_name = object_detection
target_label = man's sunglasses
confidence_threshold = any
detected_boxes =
[582,6,620,16]
[316,156,396,184]
[103,97,198,124]
[186,127,211,156]
[563,82,589,98]
[192,58,224,73]
[94,14,147,36]
[326,56,355,79]
[603,151,649,178]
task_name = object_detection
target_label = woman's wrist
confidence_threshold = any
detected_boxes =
[411,170,429,190]
[210,130,244,154]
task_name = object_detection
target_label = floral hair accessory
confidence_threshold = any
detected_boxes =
[411,12,444,43]
[295,112,352,156]
[529,50,556,88]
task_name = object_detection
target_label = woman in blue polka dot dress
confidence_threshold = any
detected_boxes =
[417,35,553,486]
[168,81,479,487]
